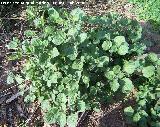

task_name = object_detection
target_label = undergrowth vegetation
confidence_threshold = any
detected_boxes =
[7,5,160,127]
[128,0,160,32]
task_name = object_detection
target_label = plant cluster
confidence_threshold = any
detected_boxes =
[124,52,160,127]
[128,0,160,32]
[7,5,160,127]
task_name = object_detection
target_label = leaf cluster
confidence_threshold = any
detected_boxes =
[7,6,160,127]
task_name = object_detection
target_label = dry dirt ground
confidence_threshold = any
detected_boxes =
[0,1,160,127]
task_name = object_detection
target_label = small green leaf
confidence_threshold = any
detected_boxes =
[105,70,115,80]
[34,17,44,28]
[123,60,136,74]
[146,53,158,63]
[48,8,60,20]
[51,35,64,45]
[140,110,148,117]
[79,33,87,42]
[133,112,141,122]
[118,43,129,55]
[78,100,86,112]
[51,47,59,58]
[96,30,106,40]
[58,113,66,127]
[121,78,133,93]
[41,100,51,111]
[44,107,58,124]
[113,65,121,74]
[82,74,90,85]
[110,79,120,92]
[102,40,112,51]
[63,46,78,60]
[67,113,78,127]
[24,30,36,37]
[124,106,134,116]
[68,27,79,37]
[114,36,126,46]
[97,56,109,67]
[142,66,155,78]
[138,99,146,107]
[72,60,83,70]
[70,8,85,21]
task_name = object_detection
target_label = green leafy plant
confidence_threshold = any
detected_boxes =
[124,53,160,126]
[8,5,160,127]
[128,0,160,32]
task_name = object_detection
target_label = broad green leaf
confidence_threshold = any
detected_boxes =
[67,113,78,127]
[96,30,106,40]
[102,40,112,51]
[57,93,67,104]
[133,112,141,122]
[90,86,97,95]
[113,65,121,74]
[26,7,35,20]
[140,110,148,117]
[47,80,52,87]
[24,30,36,37]
[51,47,59,58]
[142,66,155,78]
[58,84,65,92]
[109,45,118,53]
[79,33,87,42]
[110,79,120,92]
[124,106,134,116]
[41,100,51,111]
[78,100,86,112]
[58,113,66,127]
[138,99,146,107]
[121,78,133,93]
[48,8,60,20]
[70,8,85,21]
[24,94,36,102]
[68,27,79,37]
[51,35,64,45]
[49,72,61,84]
[114,36,126,46]
[44,26,54,35]
[105,70,115,80]
[130,42,146,55]
[157,66,160,78]
[118,43,129,55]
[93,39,100,44]
[72,60,83,70]
[146,53,158,63]
[97,56,109,67]
[44,107,58,124]
[34,17,44,28]
[123,60,136,74]
[63,46,78,60]
[82,74,90,85]
[117,71,125,79]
